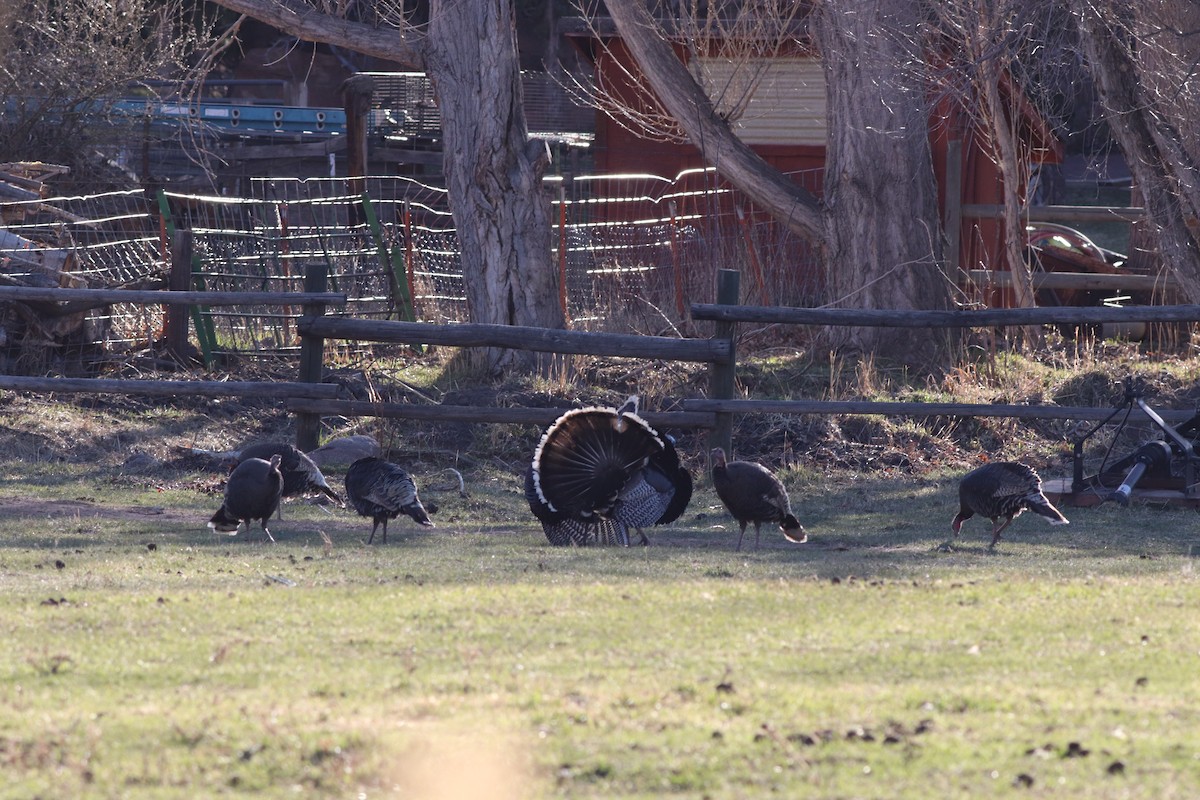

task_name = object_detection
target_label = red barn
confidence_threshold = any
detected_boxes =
[563,21,1064,307]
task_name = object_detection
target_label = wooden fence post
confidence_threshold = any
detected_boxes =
[295,261,329,452]
[342,74,373,227]
[165,229,192,358]
[708,269,739,458]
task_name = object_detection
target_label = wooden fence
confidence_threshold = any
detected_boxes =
[288,269,1200,453]
[3,266,1199,456]
[0,259,346,423]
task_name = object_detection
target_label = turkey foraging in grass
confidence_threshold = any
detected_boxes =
[235,441,343,513]
[344,457,434,544]
[946,461,1068,551]
[208,454,284,542]
[710,448,806,550]
[526,396,692,546]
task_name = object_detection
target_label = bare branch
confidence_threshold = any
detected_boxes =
[205,0,426,68]
[602,0,825,243]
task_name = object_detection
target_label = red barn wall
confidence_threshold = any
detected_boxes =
[583,38,1061,307]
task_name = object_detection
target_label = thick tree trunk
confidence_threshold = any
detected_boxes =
[1076,1,1200,302]
[813,0,950,366]
[426,0,564,373]
[208,0,565,374]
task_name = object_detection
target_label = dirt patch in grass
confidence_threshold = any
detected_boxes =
[0,495,199,525]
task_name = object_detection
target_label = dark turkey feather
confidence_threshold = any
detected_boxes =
[711,447,806,550]
[948,461,1069,550]
[236,441,343,507]
[345,457,434,544]
[208,454,284,542]
[528,396,692,546]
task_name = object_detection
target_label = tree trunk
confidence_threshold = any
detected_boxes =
[426,0,564,373]
[813,0,950,366]
[1076,1,1200,302]
[204,0,565,374]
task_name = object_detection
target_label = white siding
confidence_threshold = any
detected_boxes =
[695,57,826,146]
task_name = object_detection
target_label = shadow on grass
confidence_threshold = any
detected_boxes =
[0,471,1196,586]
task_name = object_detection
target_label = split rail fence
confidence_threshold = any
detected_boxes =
[4,268,1200,456]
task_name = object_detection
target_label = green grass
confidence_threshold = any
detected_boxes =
[1,460,1199,799]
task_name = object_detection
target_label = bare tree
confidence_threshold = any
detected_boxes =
[201,0,565,373]
[601,0,952,367]
[0,0,216,190]
[932,0,1042,318]
[1075,0,1200,302]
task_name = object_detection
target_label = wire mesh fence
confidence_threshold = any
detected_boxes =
[0,169,821,377]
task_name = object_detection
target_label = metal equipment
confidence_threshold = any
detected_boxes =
[1042,377,1200,508]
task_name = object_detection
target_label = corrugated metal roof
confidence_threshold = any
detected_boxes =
[696,57,826,146]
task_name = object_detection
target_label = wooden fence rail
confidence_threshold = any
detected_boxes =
[962,203,1144,224]
[966,269,1178,293]
[690,301,1200,327]
[0,375,339,399]
[0,285,347,307]
[287,399,715,430]
[297,317,731,363]
[682,398,1196,424]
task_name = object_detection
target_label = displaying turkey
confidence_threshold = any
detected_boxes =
[710,447,806,550]
[235,441,343,511]
[946,461,1069,550]
[526,396,692,546]
[208,454,284,542]
[344,457,434,544]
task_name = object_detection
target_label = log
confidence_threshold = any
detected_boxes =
[681,397,1197,423]
[298,317,732,363]
[689,302,1200,327]
[287,398,718,428]
[0,376,340,399]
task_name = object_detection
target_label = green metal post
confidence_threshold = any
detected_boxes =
[361,194,415,322]
[157,190,218,367]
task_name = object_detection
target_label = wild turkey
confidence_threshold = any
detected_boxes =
[235,441,343,511]
[344,457,434,544]
[526,396,692,546]
[947,461,1069,550]
[710,447,806,550]
[208,454,284,542]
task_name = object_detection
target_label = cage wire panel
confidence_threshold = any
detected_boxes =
[251,176,467,325]
[0,190,165,372]
[0,171,818,376]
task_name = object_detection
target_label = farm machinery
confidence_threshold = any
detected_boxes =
[1042,377,1200,508]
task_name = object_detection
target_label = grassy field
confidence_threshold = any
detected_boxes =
[2,448,1199,799]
